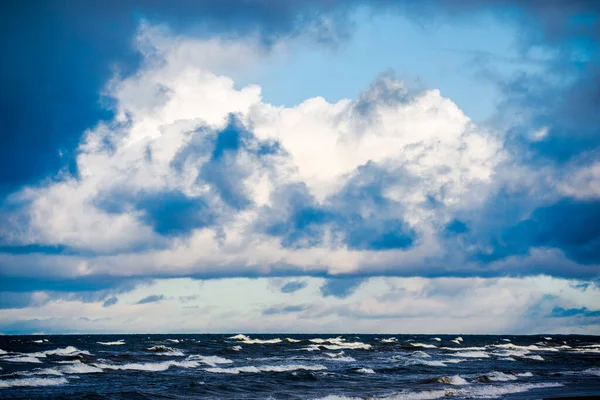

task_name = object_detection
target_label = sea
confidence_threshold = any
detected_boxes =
[0,334,598,399]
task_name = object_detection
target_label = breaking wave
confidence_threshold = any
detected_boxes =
[204,364,327,374]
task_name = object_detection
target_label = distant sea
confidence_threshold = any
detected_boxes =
[1,334,599,399]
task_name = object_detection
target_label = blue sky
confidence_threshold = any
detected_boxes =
[0,0,599,334]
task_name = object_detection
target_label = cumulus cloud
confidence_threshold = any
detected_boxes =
[0,25,515,284]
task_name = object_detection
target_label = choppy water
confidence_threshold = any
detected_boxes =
[1,334,599,399]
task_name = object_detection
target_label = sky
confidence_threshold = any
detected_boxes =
[0,0,599,335]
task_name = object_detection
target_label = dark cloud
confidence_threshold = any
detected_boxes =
[281,281,308,293]
[548,306,600,318]
[136,294,165,304]
[258,162,416,251]
[103,296,118,307]
[262,304,310,315]
[474,200,600,265]
[320,278,365,298]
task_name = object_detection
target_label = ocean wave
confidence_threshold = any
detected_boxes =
[94,360,199,372]
[0,377,68,389]
[285,338,301,343]
[355,368,375,374]
[146,345,185,356]
[228,334,282,344]
[29,346,91,358]
[405,358,466,367]
[166,339,180,343]
[476,371,518,382]
[97,340,125,346]
[583,367,600,376]
[204,364,327,374]
[449,351,489,358]
[302,341,372,351]
[431,338,441,342]
[32,339,49,344]
[410,351,431,358]
[60,361,103,374]
[409,343,437,349]
[230,345,242,351]
[0,349,6,355]
[379,383,563,400]
[380,337,397,343]
[324,352,356,362]
[439,375,469,385]
[187,355,232,367]
[441,346,486,351]
[516,372,533,377]
[522,355,544,361]
[450,337,464,345]
[490,343,558,352]
[1,355,43,363]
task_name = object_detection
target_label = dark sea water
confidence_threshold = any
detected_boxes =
[0,334,599,399]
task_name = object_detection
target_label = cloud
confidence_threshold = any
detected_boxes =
[1,2,599,296]
[2,276,597,334]
[136,294,165,304]
[320,278,365,298]
[262,304,310,315]
[548,306,600,318]
[280,281,308,293]
[103,297,118,307]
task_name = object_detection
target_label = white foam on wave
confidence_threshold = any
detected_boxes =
[544,337,552,340]
[431,338,441,342]
[491,343,557,352]
[15,367,64,376]
[516,372,533,377]
[325,352,356,362]
[285,338,300,343]
[405,358,466,367]
[146,345,185,356]
[228,334,282,344]
[1,355,42,363]
[410,343,437,349]
[231,345,242,351]
[431,375,470,385]
[0,377,68,389]
[187,355,232,367]
[380,337,397,343]
[442,346,486,351]
[502,339,511,342]
[522,355,544,361]
[571,348,600,354]
[204,364,327,374]
[97,340,125,346]
[60,361,103,374]
[355,368,375,374]
[95,360,199,372]
[167,339,180,343]
[303,341,372,351]
[0,349,6,355]
[29,346,91,358]
[582,367,600,376]
[480,371,518,381]
[310,383,564,400]
[410,351,431,358]
[449,351,489,358]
